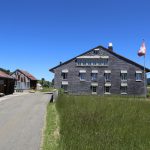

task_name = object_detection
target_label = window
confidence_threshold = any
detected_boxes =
[27,82,30,88]
[21,77,24,82]
[93,60,97,66]
[91,86,97,94]
[99,59,108,66]
[104,86,111,94]
[82,60,86,65]
[136,72,142,81]
[87,61,91,66]
[18,75,20,81]
[105,73,111,81]
[121,86,127,94]
[121,73,127,81]
[80,73,86,81]
[24,77,26,82]
[76,57,108,66]
[61,85,68,92]
[17,82,21,89]
[93,48,99,54]
[94,50,98,54]
[103,59,108,65]
[91,73,97,81]
[62,73,68,79]
[77,60,82,66]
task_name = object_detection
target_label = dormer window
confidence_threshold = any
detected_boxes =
[99,58,109,66]
[93,48,99,54]
[76,56,109,66]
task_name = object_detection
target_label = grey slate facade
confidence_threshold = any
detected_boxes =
[50,45,150,96]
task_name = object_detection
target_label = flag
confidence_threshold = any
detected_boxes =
[138,40,146,56]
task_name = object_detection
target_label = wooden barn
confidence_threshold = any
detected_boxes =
[11,69,37,90]
[0,71,15,95]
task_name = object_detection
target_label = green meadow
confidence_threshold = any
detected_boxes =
[43,94,150,150]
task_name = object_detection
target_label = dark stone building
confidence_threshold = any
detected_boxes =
[49,44,150,96]
[0,71,15,95]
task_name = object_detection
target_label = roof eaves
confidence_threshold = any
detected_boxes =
[13,69,37,81]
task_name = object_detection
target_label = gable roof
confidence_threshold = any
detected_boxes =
[12,69,37,81]
[0,71,14,79]
[49,45,150,73]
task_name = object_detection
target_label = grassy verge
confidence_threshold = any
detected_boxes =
[56,95,150,150]
[42,103,59,150]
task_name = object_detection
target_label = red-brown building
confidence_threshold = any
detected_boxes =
[0,71,15,95]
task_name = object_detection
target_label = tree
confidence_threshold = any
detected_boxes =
[41,78,45,86]
[0,68,11,75]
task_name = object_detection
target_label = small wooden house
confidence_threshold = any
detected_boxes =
[11,69,37,90]
[0,71,15,95]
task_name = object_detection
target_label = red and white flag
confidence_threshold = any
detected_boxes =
[138,41,146,56]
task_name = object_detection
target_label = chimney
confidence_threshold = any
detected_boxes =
[108,42,113,51]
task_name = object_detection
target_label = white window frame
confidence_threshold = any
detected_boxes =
[121,86,127,94]
[91,86,97,94]
[62,73,68,80]
[121,73,127,81]
[61,85,68,92]
[91,73,97,81]
[136,72,142,81]
[105,73,111,82]
[99,58,108,66]
[104,86,111,94]
[79,73,86,81]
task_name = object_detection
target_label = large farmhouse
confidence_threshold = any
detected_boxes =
[11,69,37,90]
[0,71,15,95]
[49,44,150,96]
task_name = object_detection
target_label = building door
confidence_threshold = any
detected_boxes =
[0,80,4,93]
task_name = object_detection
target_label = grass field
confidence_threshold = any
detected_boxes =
[53,95,150,150]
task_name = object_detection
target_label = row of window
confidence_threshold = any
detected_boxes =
[76,59,109,66]
[61,85,127,94]
[91,85,127,94]
[61,71,143,81]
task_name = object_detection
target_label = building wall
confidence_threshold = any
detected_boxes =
[11,71,31,90]
[53,47,146,96]
[0,78,14,95]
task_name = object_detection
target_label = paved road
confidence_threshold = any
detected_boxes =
[0,93,51,150]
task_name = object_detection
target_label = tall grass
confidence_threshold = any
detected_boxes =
[56,95,150,150]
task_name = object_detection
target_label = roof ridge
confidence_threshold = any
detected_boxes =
[0,70,14,79]
[13,69,37,81]
[49,45,150,72]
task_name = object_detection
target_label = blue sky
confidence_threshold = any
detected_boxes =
[0,0,150,81]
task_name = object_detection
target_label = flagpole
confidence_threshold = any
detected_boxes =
[144,54,146,98]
